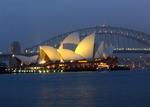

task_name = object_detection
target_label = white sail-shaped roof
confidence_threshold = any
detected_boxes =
[30,55,39,64]
[15,55,38,65]
[75,33,95,59]
[103,44,114,58]
[57,49,83,61]
[59,32,80,49]
[94,41,114,59]
[94,41,105,59]
[40,46,61,62]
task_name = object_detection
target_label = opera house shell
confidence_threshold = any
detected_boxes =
[14,32,114,65]
[14,55,38,65]
[39,32,114,64]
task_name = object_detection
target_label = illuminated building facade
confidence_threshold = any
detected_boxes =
[13,33,114,71]
[12,26,150,69]
[39,33,113,64]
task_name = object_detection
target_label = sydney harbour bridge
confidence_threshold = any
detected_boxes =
[25,25,150,68]
[26,25,150,53]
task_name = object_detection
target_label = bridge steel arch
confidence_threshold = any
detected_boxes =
[25,26,150,54]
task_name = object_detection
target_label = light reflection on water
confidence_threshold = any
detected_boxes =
[0,71,150,107]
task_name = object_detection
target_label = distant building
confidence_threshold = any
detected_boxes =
[10,41,21,54]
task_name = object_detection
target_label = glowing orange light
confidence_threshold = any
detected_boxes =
[78,60,88,63]
[40,60,46,64]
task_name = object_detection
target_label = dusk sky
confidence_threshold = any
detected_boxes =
[0,0,150,53]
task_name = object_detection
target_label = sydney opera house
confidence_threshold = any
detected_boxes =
[13,32,117,71]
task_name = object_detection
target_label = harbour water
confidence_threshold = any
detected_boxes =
[0,70,150,107]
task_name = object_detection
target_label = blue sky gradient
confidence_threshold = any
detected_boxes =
[0,0,150,53]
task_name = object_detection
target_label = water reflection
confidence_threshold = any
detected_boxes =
[0,72,150,107]
[37,72,111,107]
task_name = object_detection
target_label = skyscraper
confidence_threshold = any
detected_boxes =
[10,41,21,54]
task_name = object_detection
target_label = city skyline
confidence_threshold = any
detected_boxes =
[0,0,150,53]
